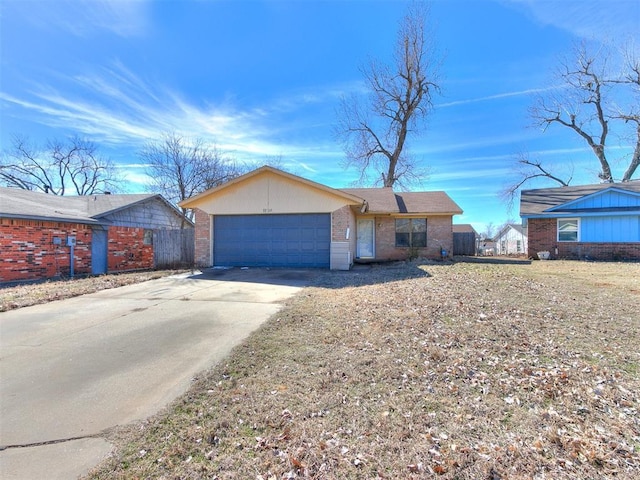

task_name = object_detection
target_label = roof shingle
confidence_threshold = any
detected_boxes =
[0,187,168,224]
[520,181,640,216]
[340,188,462,215]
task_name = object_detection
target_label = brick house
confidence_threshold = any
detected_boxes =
[520,181,640,261]
[1,187,188,283]
[179,166,463,270]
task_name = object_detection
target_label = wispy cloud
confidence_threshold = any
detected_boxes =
[436,87,556,108]
[501,0,639,44]
[9,0,149,37]
[430,167,511,183]
[0,61,340,164]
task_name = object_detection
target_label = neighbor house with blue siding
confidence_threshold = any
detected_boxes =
[520,181,640,261]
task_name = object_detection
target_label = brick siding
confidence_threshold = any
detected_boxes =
[331,205,354,242]
[107,226,154,272]
[528,218,640,260]
[0,218,92,282]
[1,219,155,283]
[374,216,453,261]
[194,208,211,267]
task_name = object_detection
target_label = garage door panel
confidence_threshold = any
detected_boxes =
[214,214,330,268]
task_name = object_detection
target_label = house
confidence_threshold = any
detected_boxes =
[494,224,528,256]
[179,166,463,270]
[476,234,496,256]
[520,181,640,260]
[0,187,189,283]
[452,224,478,255]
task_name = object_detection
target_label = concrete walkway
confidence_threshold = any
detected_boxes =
[0,268,312,479]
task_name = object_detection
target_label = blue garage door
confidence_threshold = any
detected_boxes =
[214,214,330,268]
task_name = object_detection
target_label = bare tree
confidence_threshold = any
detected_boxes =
[335,1,440,188]
[0,135,120,195]
[480,222,496,241]
[140,133,242,227]
[614,49,640,181]
[502,42,639,205]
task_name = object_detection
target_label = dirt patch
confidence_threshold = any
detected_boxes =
[16,260,640,479]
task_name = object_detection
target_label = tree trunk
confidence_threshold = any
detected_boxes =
[622,123,640,182]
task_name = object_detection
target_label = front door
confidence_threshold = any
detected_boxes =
[356,219,375,258]
[91,228,108,274]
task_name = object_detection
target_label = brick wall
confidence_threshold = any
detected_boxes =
[1,219,158,283]
[0,218,92,282]
[194,208,211,267]
[528,218,640,260]
[374,216,453,261]
[331,205,354,242]
[107,226,154,272]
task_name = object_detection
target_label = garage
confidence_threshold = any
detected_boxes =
[214,213,331,268]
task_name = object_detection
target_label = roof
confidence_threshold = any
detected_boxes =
[179,166,462,216]
[341,188,463,215]
[0,187,185,225]
[496,223,526,237]
[452,224,477,234]
[180,165,364,208]
[520,181,640,217]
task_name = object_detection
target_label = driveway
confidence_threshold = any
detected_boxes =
[0,268,313,479]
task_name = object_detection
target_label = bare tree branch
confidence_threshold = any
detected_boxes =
[507,42,639,201]
[501,152,572,210]
[336,1,440,188]
[140,133,244,228]
[0,135,120,195]
[531,44,615,182]
[613,50,640,181]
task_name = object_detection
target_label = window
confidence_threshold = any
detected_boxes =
[558,219,579,242]
[516,240,522,252]
[395,218,427,247]
[143,229,154,245]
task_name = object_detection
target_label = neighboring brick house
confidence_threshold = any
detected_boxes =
[179,166,463,270]
[0,187,188,283]
[520,181,640,261]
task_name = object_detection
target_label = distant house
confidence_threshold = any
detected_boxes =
[494,224,528,256]
[0,188,190,283]
[520,181,640,260]
[477,235,496,256]
[452,224,478,255]
[179,166,463,270]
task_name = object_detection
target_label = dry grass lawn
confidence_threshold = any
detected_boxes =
[7,260,639,479]
[0,270,183,312]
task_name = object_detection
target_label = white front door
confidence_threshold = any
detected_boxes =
[357,219,375,258]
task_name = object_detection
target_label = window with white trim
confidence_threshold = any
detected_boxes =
[558,218,579,242]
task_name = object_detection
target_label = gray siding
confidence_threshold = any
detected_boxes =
[102,199,183,229]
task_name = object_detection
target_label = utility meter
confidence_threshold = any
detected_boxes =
[67,236,77,247]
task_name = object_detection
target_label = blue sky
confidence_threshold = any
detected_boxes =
[1,0,638,233]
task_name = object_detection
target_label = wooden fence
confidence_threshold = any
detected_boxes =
[153,228,194,269]
[453,232,477,256]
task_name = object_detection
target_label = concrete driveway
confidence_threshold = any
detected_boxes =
[0,268,313,479]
